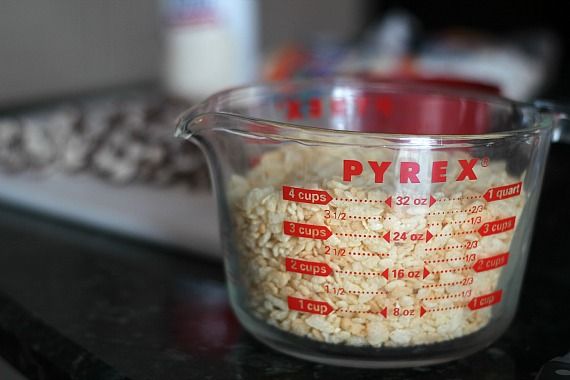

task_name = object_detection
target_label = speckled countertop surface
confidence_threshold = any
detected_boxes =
[0,144,569,380]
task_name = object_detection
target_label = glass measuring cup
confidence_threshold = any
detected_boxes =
[175,78,566,368]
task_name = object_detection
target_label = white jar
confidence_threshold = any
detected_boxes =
[162,0,259,100]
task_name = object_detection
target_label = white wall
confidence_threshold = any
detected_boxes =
[0,0,161,106]
[0,0,365,107]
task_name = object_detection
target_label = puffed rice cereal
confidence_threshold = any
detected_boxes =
[229,144,524,348]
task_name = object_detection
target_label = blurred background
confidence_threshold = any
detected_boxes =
[2,0,569,106]
[1,1,570,378]
[0,0,568,257]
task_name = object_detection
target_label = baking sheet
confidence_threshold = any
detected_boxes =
[0,173,221,257]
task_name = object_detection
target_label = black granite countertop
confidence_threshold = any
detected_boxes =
[1,144,570,380]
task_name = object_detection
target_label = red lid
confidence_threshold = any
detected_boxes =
[351,74,501,135]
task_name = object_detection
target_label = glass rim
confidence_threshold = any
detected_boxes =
[178,77,553,144]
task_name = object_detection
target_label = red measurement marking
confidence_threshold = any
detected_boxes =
[385,307,426,318]
[422,280,466,288]
[288,296,334,315]
[348,251,390,257]
[384,195,436,208]
[425,245,462,252]
[339,306,427,318]
[424,255,474,264]
[424,242,477,252]
[478,216,516,236]
[384,230,432,243]
[283,221,332,240]
[422,293,469,301]
[435,230,478,237]
[331,98,346,114]
[381,267,430,280]
[347,215,392,221]
[347,290,386,295]
[285,258,332,276]
[427,208,483,216]
[337,270,384,277]
[334,198,384,204]
[483,182,522,202]
[385,306,420,318]
[284,100,302,120]
[335,232,390,241]
[468,290,503,310]
[427,305,466,313]
[438,195,482,201]
[282,186,333,205]
[308,98,322,118]
[427,220,474,227]
[473,253,509,272]
[433,266,472,274]
[337,308,383,316]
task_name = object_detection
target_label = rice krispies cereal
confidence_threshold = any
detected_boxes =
[229,144,524,347]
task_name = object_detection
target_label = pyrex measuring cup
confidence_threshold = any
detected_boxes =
[175,78,566,368]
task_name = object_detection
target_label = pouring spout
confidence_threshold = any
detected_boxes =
[174,102,212,141]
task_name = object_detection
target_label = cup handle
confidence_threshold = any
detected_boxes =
[534,100,570,143]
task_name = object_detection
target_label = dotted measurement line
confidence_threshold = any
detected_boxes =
[424,256,474,264]
[424,244,473,252]
[336,270,383,276]
[336,309,380,314]
[422,293,467,301]
[334,196,482,204]
[347,215,392,221]
[336,232,385,239]
[427,209,483,216]
[435,230,478,237]
[427,220,470,227]
[433,266,472,274]
[348,251,391,257]
[334,198,384,204]
[438,195,482,201]
[422,280,465,288]
[428,305,467,312]
[347,290,386,295]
